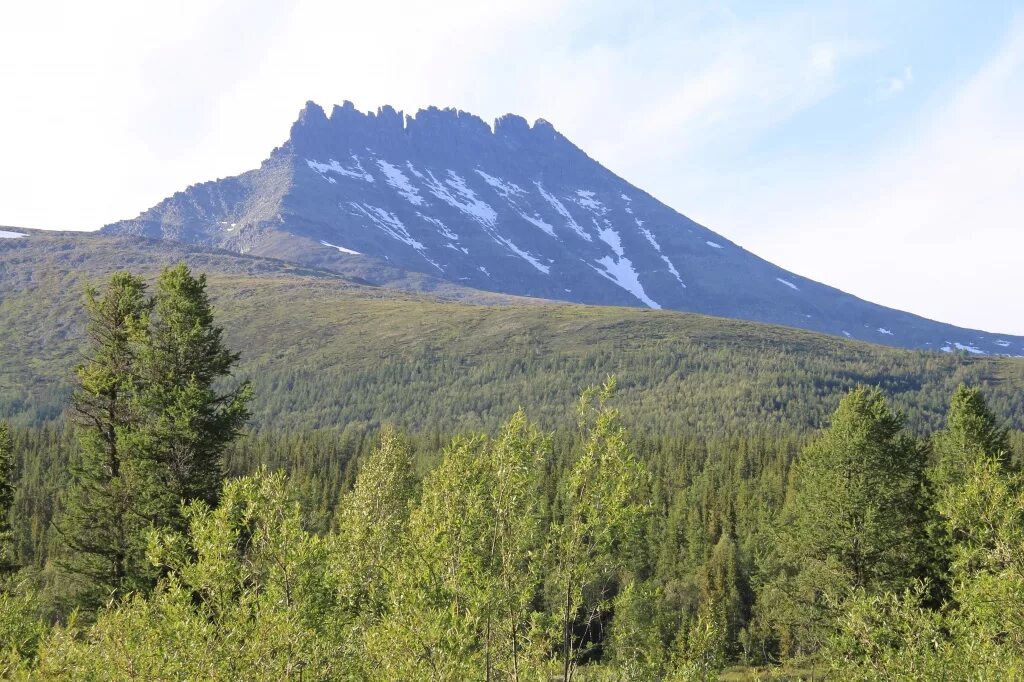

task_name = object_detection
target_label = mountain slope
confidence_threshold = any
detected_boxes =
[102,101,1023,355]
[3,230,1023,434]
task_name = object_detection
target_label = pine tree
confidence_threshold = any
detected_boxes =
[760,386,929,656]
[0,423,16,576]
[932,384,1011,490]
[130,263,252,527]
[927,385,1014,604]
[56,273,154,602]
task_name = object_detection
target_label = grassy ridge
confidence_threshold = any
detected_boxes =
[2,231,1022,433]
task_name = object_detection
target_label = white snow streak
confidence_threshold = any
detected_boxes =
[877,328,894,336]
[943,341,984,354]
[319,240,361,255]
[706,241,723,249]
[597,226,625,257]
[0,230,27,239]
[776,277,800,291]
[535,182,591,241]
[501,238,550,274]
[520,213,556,237]
[306,157,374,183]
[416,213,459,241]
[376,160,423,205]
[346,203,442,271]
[574,190,607,214]
[424,171,497,228]
[590,256,660,309]
[474,170,524,198]
[639,226,685,287]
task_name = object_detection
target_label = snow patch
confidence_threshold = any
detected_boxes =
[520,213,556,237]
[942,341,985,355]
[376,160,423,205]
[416,213,458,241]
[320,240,361,255]
[574,190,607,214]
[475,170,524,198]
[776,277,800,291]
[424,170,497,228]
[706,241,723,249]
[597,226,625,257]
[638,227,685,287]
[501,238,550,274]
[346,203,442,271]
[306,157,374,183]
[0,230,26,239]
[479,266,490,276]
[877,328,894,336]
[842,331,852,337]
[590,256,661,309]
[535,182,591,241]
[994,340,1011,347]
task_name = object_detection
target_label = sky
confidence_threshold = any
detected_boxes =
[1,1,1022,334]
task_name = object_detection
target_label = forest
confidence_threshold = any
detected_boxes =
[0,263,1022,680]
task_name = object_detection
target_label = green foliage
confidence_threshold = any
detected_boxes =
[759,387,929,656]
[360,411,551,680]
[0,424,16,575]
[822,387,1024,679]
[5,253,1024,678]
[128,263,252,526]
[54,272,154,604]
[670,599,728,682]
[932,383,1011,490]
[52,266,250,608]
[4,233,1024,437]
[32,471,340,680]
[549,377,652,681]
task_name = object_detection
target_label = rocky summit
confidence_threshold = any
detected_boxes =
[103,101,1023,355]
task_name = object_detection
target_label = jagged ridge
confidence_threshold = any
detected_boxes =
[103,101,1024,356]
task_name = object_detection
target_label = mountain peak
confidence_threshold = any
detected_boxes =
[102,99,1024,357]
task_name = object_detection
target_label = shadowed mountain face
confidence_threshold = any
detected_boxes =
[103,101,1023,355]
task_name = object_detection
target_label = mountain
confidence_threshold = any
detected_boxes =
[102,101,1023,355]
[3,230,1023,433]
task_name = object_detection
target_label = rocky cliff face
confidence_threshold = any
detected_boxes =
[103,101,1024,355]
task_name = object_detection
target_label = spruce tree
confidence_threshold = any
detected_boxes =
[0,423,16,576]
[57,273,154,602]
[932,384,1010,490]
[130,263,252,527]
[928,384,1012,603]
[761,386,929,656]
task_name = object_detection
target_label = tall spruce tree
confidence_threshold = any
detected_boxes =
[57,273,154,602]
[760,386,929,656]
[0,423,16,576]
[927,384,1012,603]
[932,384,1011,490]
[130,263,252,528]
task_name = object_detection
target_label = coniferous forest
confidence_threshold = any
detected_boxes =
[0,265,1022,680]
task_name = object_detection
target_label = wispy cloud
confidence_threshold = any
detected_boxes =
[880,65,913,96]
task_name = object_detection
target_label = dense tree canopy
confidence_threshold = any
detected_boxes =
[0,267,1022,679]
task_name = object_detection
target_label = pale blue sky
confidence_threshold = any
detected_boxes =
[1,1,1022,333]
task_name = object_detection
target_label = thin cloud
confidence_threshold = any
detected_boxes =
[880,65,913,96]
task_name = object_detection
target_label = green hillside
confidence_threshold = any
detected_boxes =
[3,230,1022,435]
